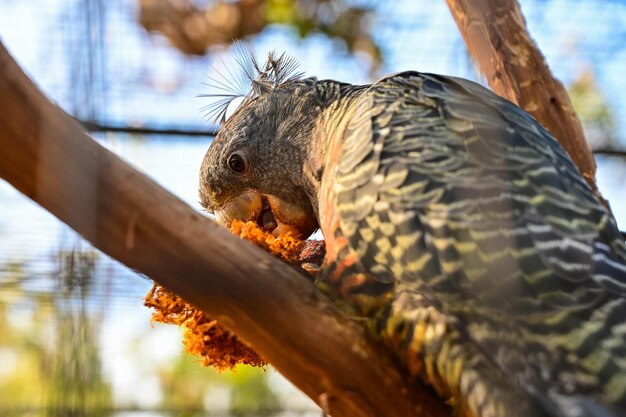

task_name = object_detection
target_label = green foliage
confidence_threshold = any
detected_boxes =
[0,250,112,415]
[568,69,618,148]
[158,351,281,416]
[138,0,381,71]
[227,366,280,416]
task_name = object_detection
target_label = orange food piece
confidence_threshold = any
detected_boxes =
[144,283,265,369]
[228,220,304,262]
[144,220,311,370]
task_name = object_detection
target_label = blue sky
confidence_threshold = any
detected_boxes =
[2,0,626,145]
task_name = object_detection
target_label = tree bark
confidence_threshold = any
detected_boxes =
[0,42,451,417]
[445,0,609,209]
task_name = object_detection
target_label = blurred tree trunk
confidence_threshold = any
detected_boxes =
[445,0,610,210]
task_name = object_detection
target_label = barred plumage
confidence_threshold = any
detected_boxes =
[199,54,626,417]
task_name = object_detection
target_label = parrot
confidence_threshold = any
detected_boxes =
[198,50,626,417]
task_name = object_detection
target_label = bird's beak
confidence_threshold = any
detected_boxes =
[215,190,318,239]
[214,190,263,225]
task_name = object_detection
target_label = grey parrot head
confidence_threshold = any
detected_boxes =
[199,60,324,238]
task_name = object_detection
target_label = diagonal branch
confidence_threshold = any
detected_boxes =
[445,0,611,212]
[0,42,450,417]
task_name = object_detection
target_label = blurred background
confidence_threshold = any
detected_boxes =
[0,1,625,416]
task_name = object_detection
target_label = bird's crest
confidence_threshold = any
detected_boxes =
[200,43,304,125]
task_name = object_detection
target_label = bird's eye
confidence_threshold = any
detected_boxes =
[227,153,247,174]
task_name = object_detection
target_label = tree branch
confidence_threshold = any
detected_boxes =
[445,0,610,210]
[0,42,450,417]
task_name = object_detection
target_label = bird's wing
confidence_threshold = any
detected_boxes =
[331,71,626,416]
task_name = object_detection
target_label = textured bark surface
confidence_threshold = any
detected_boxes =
[0,42,452,417]
[445,0,609,209]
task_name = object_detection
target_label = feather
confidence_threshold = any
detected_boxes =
[199,43,304,125]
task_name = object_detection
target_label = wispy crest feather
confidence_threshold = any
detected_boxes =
[200,43,304,125]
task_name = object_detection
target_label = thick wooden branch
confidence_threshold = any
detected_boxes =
[0,42,450,417]
[445,0,609,209]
